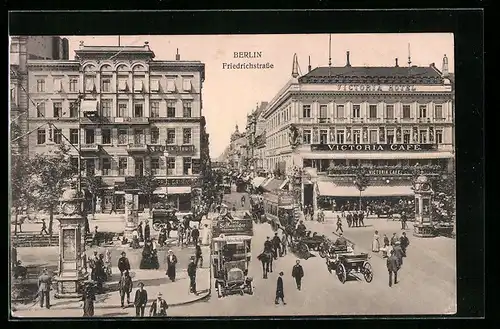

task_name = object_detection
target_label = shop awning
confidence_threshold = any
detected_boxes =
[303,152,454,160]
[81,100,98,113]
[252,176,266,188]
[262,178,285,192]
[167,186,192,194]
[153,187,167,195]
[317,181,414,197]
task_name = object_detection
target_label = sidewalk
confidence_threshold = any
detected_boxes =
[12,246,211,316]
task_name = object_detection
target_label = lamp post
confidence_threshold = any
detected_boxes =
[164,151,169,206]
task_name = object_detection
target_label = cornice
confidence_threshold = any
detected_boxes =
[290,91,453,98]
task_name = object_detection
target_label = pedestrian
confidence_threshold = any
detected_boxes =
[387,249,400,287]
[37,268,52,309]
[188,257,197,294]
[241,195,246,208]
[158,227,167,247]
[281,236,287,256]
[149,292,168,317]
[118,270,133,308]
[390,232,398,246]
[359,211,365,227]
[346,211,352,228]
[134,282,148,317]
[336,215,343,233]
[40,219,49,236]
[372,230,380,252]
[401,211,408,230]
[275,271,286,305]
[177,223,185,247]
[352,212,358,227]
[400,232,410,256]
[393,241,404,267]
[104,248,112,278]
[264,236,273,253]
[194,244,203,268]
[271,233,281,259]
[201,224,210,246]
[144,222,151,242]
[291,260,304,291]
[381,234,390,258]
[165,249,178,282]
[81,280,96,317]
[137,221,143,242]
[95,253,106,292]
[89,251,98,281]
[191,225,200,246]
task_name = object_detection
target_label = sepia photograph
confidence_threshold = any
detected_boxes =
[9,32,457,318]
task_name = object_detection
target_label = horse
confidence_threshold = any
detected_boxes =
[257,251,273,279]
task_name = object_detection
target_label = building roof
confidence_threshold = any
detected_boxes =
[299,66,444,85]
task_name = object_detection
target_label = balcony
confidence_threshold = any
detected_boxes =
[126,143,148,153]
[81,144,100,152]
[318,118,331,124]
[366,118,380,123]
[384,118,399,124]
[114,117,149,125]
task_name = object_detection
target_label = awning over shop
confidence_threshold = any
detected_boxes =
[167,186,192,194]
[252,176,266,188]
[262,178,285,192]
[317,181,414,197]
[153,187,167,195]
[303,152,454,160]
[81,100,98,113]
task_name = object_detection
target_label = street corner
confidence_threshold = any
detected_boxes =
[160,267,211,307]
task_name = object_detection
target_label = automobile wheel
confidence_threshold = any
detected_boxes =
[363,262,373,283]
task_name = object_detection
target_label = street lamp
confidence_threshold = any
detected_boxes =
[164,151,169,206]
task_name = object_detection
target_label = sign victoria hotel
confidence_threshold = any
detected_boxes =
[261,52,454,207]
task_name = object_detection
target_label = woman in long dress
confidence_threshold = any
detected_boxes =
[140,241,153,269]
[104,249,112,278]
[81,281,96,317]
[372,230,380,252]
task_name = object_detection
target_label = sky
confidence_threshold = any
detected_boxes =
[65,34,454,158]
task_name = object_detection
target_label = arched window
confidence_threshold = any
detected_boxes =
[83,64,97,93]
[100,64,113,92]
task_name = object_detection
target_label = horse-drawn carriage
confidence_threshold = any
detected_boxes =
[288,231,327,259]
[326,246,373,284]
[152,206,180,231]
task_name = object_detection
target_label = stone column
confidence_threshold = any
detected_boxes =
[124,192,138,239]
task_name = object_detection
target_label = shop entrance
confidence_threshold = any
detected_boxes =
[303,183,314,208]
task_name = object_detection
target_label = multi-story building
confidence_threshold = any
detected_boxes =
[261,52,454,210]
[245,102,268,173]
[26,41,206,213]
[10,36,69,155]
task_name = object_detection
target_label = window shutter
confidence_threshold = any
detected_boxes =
[118,79,128,91]
[167,79,176,92]
[182,79,191,91]
[54,79,62,92]
[151,80,160,92]
[134,80,143,92]
[85,78,94,92]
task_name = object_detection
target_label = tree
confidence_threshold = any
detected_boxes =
[136,170,159,212]
[353,166,370,211]
[432,171,456,221]
[82,173,104,215]
[10,153,35,235]
[30,143,74,237]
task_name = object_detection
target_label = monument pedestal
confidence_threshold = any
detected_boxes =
[53,188,88,299]
[412,175,437,238]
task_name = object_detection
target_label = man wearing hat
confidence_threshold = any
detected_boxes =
[118,251,131,275]
[37,268,52,309]
[392,240,404,267]
[401,211,408,230]
[165,250,178,282]
[386,249,400,287]
[334,233,348,248]
[134,282,148,317]
[275,271,286,305]
[187,257,197,294]
[264,237,273,254]
[119,270,133,308]
[149,292,168,317]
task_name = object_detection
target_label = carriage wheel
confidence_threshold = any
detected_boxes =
[152,222,162,231]
[363,262,373,283]
[336,263,347,283]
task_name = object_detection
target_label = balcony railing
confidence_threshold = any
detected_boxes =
[318,118,331,124]
[165,144,196,154]
[114,117,149,124]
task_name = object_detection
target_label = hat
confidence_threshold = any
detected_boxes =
[121,251,126,256]
[168,249,173,253]
[138,282,144,287]
[157,292,162,297]
[395,241,401,245]
[279,271,284,275]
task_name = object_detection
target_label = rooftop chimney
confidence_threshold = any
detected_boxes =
[395,58,399,67]
[308,56,311,72]
[292,53,299,78]
[441,54,449,77]
[346,51,351,67]
[176,48,180,61]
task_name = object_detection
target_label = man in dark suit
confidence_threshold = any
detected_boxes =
[166,250,178,282]
[291,260,304,290]
[400,231,410,256]
[386,250,399,287]
[134,282,148,317]
[38,268,52,309]
[187,257,197,294]
[275,271,286,305]
[119,270,133,308]
[149,292,168,317]
[271,233,281,259]
[118,251,131,275]
[264,237,273,253]
[393,241,405,267]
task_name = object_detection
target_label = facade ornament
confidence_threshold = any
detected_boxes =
[346,127,352,143]
[379,127,385,143]
[312,128,319,144]
[329,128,335,142]
[362,127,368,142]
[288,124,300,149]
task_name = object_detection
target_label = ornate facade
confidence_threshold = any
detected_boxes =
[26,42,206,212]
